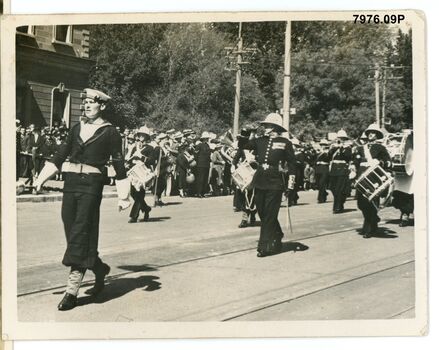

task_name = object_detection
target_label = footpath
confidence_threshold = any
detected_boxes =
[16,178,117,203]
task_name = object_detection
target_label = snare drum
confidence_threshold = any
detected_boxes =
[355,163,393,201]
[232,162,256,191]
[127,163,156,191]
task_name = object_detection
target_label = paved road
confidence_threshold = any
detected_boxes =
[17,191,415,322]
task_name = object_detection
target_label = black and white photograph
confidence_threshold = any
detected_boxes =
[1,10,427,340]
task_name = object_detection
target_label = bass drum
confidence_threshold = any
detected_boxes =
[391,131,413,176]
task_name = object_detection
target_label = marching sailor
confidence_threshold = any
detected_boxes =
[126,127,156,223]
[315,139,330,203]
[33,88,131,310]
[238,113,296,257]
[354,123,392,238]
[328,129,352,213]
[233,126,257,228]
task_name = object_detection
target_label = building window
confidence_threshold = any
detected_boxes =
[53,25,73,44]
[16,26,36,36]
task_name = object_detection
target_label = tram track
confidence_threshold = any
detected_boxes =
[18,225,364,298]
[221,260,415,321]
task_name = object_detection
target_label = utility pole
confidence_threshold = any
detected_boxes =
[282,21,292,132]
[381,68,387,128]
[225,23,256,138]
[374,64,381,127]
[381,65,403,127]
[233,22,243,138]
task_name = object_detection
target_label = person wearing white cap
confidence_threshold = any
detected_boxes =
[238,113,296,257]
[194,131,212,197]
[328,129,352,213]
[354,123,392,238]
[33,88,131,311]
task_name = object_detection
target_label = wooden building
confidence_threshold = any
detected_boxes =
[16,25,95,128]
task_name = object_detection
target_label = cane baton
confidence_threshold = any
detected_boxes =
[281,173,294,239]
[285,189,294,238]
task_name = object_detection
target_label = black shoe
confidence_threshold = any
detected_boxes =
[85,263,111,296]
[399,214,409,227]
[143,207,151,222]
[128,217,137,223]
[257,251,269,258]
[58,293,77,311]
[238,220,248,228]
[363,233,372,239]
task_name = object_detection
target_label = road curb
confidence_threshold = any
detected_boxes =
[16,191,118,203]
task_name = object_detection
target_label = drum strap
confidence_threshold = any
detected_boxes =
[363,144,373,164]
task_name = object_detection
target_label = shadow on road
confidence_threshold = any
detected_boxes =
[158,201,183,206]
[384,218,415,227]
[76,274,162,307]
[146,216,171,222]
[355,226,398,239]
[339,208,357,213]
[117,264,158,272]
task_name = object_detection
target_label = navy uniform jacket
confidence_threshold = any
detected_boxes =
[353,143,392,174]
[129,144,157,168]
[315,151,330,175]
[239,135,296,190]
[51,123,127,195]
[328,145,352,176]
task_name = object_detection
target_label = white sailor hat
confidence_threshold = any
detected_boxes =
[200,131,210,139]
[172,131,184,139]
[83,88,111,102]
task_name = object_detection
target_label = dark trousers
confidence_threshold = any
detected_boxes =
[329,175,348,211]
[357,191,380,234]
[130,186,151,219]
[255,188,284,254]
[61,192,103,269]
[177,169,187,191]
[196,167,210,196]
[316,172,329,203]
[154,174,167,199]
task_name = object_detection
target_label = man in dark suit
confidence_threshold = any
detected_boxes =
[26,125,46,181]
[34,88,131,311]
[194,131,212,197]
[239,113,296,257]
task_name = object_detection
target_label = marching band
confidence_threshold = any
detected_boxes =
[30,88,415,311]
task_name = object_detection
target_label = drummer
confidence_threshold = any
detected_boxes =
[233,126,258,228]
[238,113,296,257]
[126,127,156,223]
[354,123,392,238]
